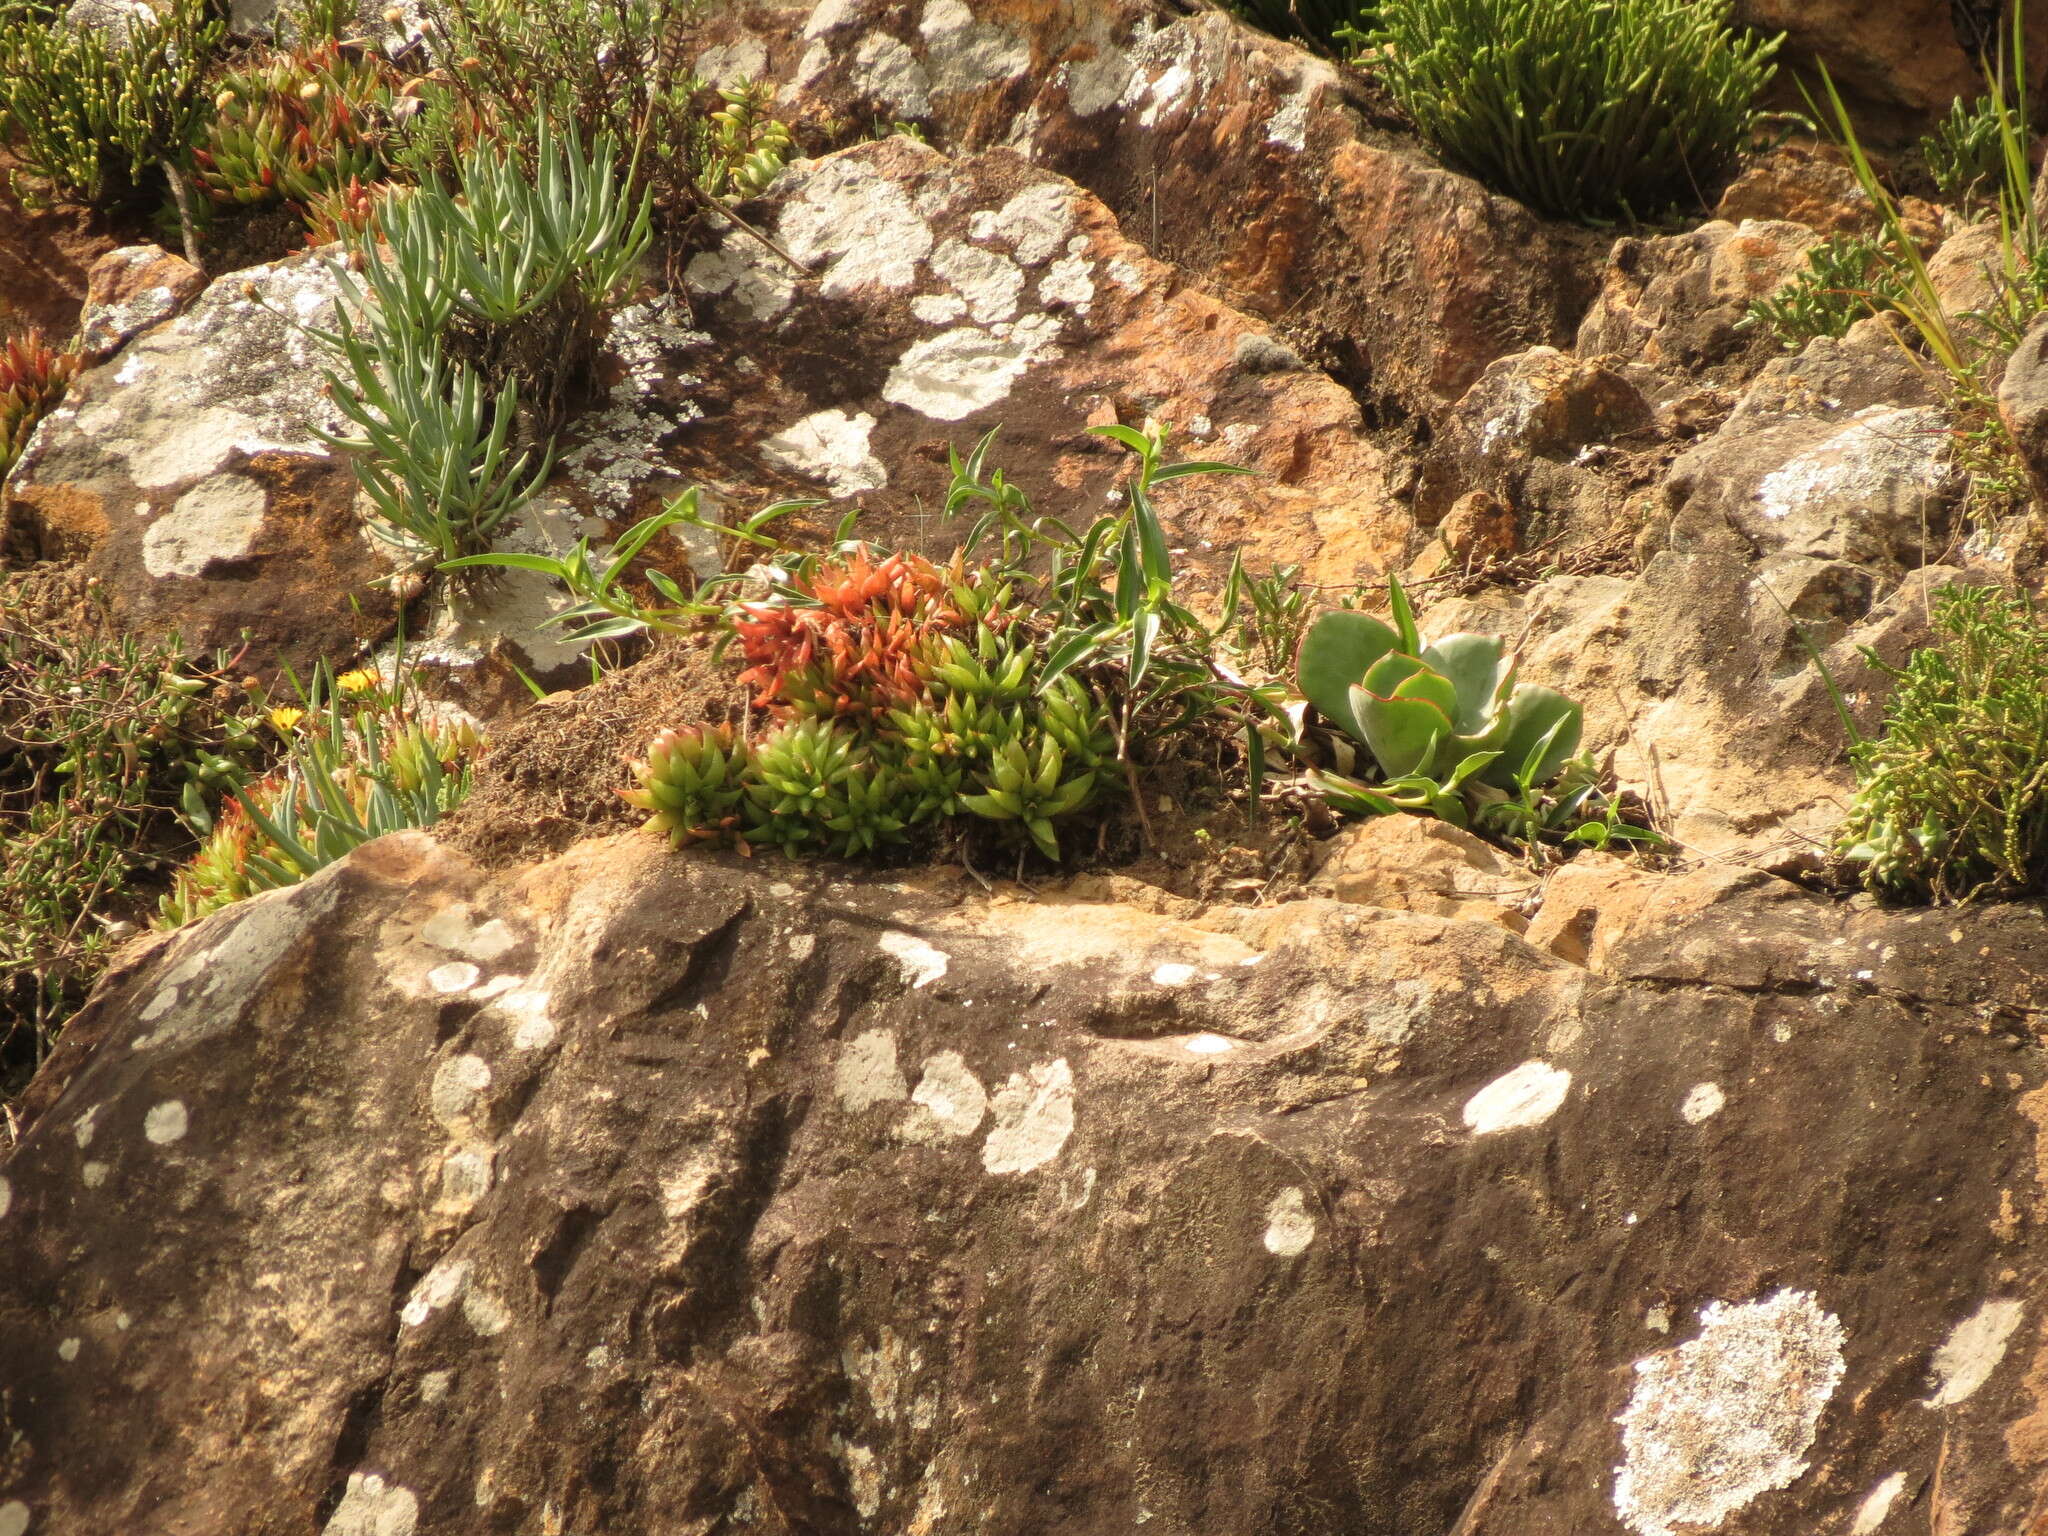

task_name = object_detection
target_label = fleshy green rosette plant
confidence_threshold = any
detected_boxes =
[1293,576,1657,853]
[1296,576,1582,823]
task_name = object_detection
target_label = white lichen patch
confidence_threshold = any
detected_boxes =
[1150,963,1196,987]
[1923,1297,2024,1407]
[0,1500,27,1536]
[1612,1289,1847,1536]
[1037,255,1094,314]
[427,962,481,995]
[685,232,797,323]
[1461,1061,1571,1136]
[461,1287,511,1337]
[878,930,948,988]
[323,1471,420,1536]
[430,1054,492,1133]
[81,1162,108,1189]
[1680,1083,1725,1124]
[829,1435,885,1521]
[881,325,1051,421]
[853,31,931,117]
[400,1256,472,1327]
[905,1051,988,1140]
[911,293,967,325]
[72,1106,98,1148]
[420,905,519,962]
[129,879,339,1051]
[1184,1033,1235,1055]
[694,37,767,87]
[918,0,1029,94]
[56,1337,80,1362]
[439,1148,494,1208]
[1263,78,1317,151]
[759,409,888,497]
[484,985,556,1051]
[143,1099,188,1145]
[419,1370,453,1405]
[1754,406,1953,533]
[142,476,268,579]
[1263,1187,1315,1256]
[982,1058,1075,1175]
[1851,1472,1906,1535]
[0,1175,11,1218]
[927,238,1024,323]
[837,1029,909,1112]
[968,182,1076,266]
[780,159,934,296]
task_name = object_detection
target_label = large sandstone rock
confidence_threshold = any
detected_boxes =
[7,832,2048,1532]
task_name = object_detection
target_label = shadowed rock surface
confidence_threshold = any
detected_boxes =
[5,833,2048,1533]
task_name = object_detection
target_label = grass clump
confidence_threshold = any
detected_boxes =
[1838,584,2048,903]
[1359,0,1779,222]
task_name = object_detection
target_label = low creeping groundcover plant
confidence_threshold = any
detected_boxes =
[1837,582,2048,904]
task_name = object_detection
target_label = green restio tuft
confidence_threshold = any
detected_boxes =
[1364,0,1779,222]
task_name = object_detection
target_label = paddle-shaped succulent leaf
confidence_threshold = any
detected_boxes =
[1295,582,1583,793]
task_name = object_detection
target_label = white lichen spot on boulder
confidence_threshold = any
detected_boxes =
[0,1175,11,1218]
[322,1471,420,1536]
[400,1256,472,1327]
[1151,963,1196,987]
[143,1100,188,1145]
[982,1058,1074,1175]
[918,0,1029,94]
[1461,1061,1571,1136]
[927,238,1024,324]
[905,1051,988,1140]
[0,1500,27,1536]
[881,326,1046,421]
[141,476,268,579]
[1680,1082,1725,1124]
[852,31,931,117]
[759,409,888,497]
[1852,1472,1906,1534]
[427,962,481,995]
[968,182,1076,266]
[684,231,797,322]
[56,1338,80,1362]
[878,930,948,988]
[837,1029,909,1112]
[1923,1297,2024,1407]
[1612,1289,1847,1536]
[461,1287,511,1337]
[430,1054,492,1133]
[780,158,934,296]
[1263,1188,1315,1256]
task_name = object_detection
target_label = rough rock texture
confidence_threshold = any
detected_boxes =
[699,0,1601,420]
[1734,0,2048,128]
[2,251,395,670]
[75,243,207,363]
[684,136,1410,585]
[8,831,2048,1533]
[2001,310,2048,505]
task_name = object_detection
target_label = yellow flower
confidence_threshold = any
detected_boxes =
[267,706,306,733]
[337,668,380,695]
